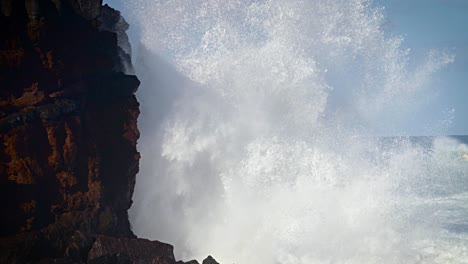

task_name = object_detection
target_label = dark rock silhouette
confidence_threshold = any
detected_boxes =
[88,236,175,264]
[176,255,220,264]
[0,0,218,263]
[202,256,220,264]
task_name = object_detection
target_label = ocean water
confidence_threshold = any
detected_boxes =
[125,0,468,263]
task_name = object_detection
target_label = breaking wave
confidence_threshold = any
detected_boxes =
[125,0,467,263]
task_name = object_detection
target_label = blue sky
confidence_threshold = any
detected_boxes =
[374,0,468,135]
[105,0,467,135]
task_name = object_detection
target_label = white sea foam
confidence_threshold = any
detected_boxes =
[125,0,467,263]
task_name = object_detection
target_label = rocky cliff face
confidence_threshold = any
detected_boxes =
[0,1,216,263]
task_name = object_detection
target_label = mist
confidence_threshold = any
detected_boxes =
[123,0,468,263]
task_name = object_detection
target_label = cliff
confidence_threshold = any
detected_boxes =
[0,1,216,263]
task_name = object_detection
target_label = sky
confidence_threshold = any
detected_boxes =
[104,0,467,135]
[373,0,468,135]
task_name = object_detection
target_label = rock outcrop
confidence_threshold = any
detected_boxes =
[87,236,175,264]
[0,1,218,263]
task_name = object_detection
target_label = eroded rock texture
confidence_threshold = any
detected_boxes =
[0,1,219,263]
[0,0,139,262]
[88,236,176,264]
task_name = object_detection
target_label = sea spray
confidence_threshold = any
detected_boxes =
[126,0,467,263]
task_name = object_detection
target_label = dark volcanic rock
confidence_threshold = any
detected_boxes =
[202,256,220,264]
[0,0,221,263]
[88,236,175,264]
[178,260,200,264]
[0,0,140,262]
[98,4,133,73]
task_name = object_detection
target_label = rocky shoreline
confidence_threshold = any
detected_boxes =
[0,0,217,263]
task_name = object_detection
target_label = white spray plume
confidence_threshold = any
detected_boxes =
[124,0,467,263]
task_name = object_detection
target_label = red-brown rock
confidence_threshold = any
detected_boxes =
[0,0,139,262]
[0,1,220,263]
[88,236,175,264]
